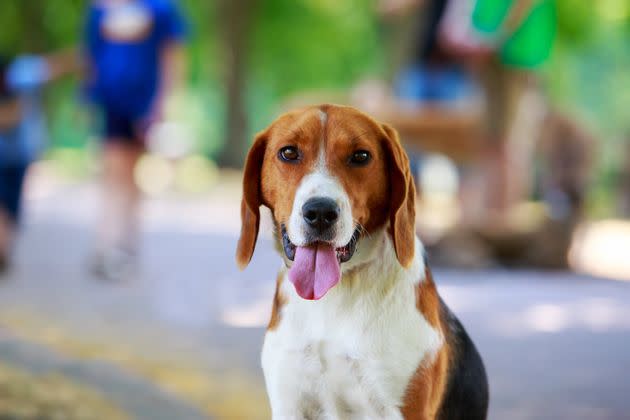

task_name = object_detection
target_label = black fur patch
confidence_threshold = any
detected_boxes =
[437,299,489,420]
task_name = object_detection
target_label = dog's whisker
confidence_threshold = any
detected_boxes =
[353,221,369,240]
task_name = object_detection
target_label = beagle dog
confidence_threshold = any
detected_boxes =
[236,105,488,419]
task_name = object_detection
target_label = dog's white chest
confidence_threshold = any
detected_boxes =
[261,265,442,420]
[263,338,400,419]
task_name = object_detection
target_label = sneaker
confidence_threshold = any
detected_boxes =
[90,247,138,282]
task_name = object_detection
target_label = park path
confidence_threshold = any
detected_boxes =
[0,329,206,420]
[0,170,629,419]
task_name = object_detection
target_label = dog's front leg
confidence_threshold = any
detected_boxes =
[267,392,326,420]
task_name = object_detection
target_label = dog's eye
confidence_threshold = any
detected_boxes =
[349,150,371,166]
[278,146,300,162]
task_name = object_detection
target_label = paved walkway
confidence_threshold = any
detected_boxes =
[0,173,629,419]
[0,329,205,420]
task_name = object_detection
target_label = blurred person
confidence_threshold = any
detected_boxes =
[442,0,556,218]
[392,0,479,110]
[379,0,560,269]
[382,0,555,217]
[537,110,594,221]
[0,51,77,274]
[83,0,187,280]
[378,0,483,217]
[377,0,481,197]
[408,0,556,224]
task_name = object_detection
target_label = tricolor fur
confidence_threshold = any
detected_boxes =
[237,104,488,419]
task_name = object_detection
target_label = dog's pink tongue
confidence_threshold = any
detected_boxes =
[288,244,341,300]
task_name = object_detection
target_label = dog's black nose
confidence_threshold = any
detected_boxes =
[302,197,339,232]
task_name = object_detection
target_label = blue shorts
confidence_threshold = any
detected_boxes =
[394,65,476,104]
[103,110,146,145]
[0,165,28,223]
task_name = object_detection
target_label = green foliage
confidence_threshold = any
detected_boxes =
[0,0,382,154]
[247,0,384,133]
[555,0,593,44]
[250,0,383,96]
[3,0,630,205]
[0,0,85,54]
[546,2,630,141]
[544,1,630,214]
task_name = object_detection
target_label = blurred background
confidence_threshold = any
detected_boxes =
[0,0,629,419]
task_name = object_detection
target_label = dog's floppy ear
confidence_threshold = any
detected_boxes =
[236,131,268,269]
[380,123,416,268]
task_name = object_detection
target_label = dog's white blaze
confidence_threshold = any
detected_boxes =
[286,110,354,248]
[317,110,328,171]
[318,110,328,135]
[287,171,354,248]
[262,235,441,419]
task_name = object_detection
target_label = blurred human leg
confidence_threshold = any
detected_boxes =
[479,62,531,221]
[91,107,147,280]
[97,140,143,254]
[91,115,144,281]
[93,140,143,280]
[0,165,28,274]
[0,209,11,272]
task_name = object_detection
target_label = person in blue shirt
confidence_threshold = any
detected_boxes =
[0,52,76,274]
[84,0,187,280]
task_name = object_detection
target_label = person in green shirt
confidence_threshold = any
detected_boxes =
[471,0,557,220]
[473,0,555,68]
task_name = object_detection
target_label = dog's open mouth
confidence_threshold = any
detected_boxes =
[282,225,360,264]
[282,225,361,300]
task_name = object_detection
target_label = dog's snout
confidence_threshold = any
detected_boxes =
[302,197,339,232]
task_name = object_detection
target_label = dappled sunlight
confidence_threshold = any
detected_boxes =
[415,154,461,238]
[436,284,489,315]
[579,298,620,332]
[569,220,630,281]
[596,0,630,21]
[489,298,630,337]
[173,155,219,193]
[134,154,219,196]
[135,154,174,195]
[524,304,570,333]
[23,167,244,236]
[0,309,269,420]
[146,121,195,159]
[221,299,272,328]
[0,362,129,420]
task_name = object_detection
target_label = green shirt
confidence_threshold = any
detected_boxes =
[473,0,556,68]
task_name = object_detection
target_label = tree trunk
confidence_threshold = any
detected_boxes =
[216,0,256,168]
[21,0,47,52]
[619,141,630,218]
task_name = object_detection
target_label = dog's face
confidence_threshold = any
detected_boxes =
[236,105,416,299]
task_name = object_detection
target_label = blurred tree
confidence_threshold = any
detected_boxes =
[249,0,383,97]
[18,0,46,51]
[1,0,629,214]
[0,0,85,55]
[216,0,257,168]
[619,139,630,216]
[216,0,384,166]
[0,0,384,160]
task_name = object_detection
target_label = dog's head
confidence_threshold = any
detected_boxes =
[236,104,416,299]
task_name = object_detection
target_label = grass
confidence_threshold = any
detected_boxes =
[0,311,269,420]
[0,362,128,420]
